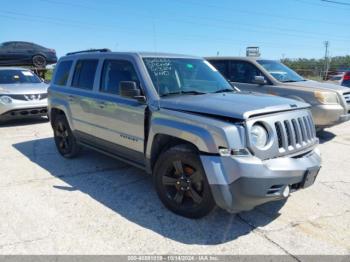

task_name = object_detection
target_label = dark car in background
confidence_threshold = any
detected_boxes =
[341,71,350,88]
[0,41,57,68]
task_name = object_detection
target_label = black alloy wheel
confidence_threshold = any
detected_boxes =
[154,145,215,218]
[32,55,47,68]
[53,115,80,158]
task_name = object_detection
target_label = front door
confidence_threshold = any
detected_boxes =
[90,59,146,165]
[228,60,273,95]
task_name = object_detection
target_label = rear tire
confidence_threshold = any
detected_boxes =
[32,55,47,68]
[154,145,215,219]
[53,114,80,158]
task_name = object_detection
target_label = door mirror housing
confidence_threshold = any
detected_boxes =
[120,81,142,99]
[252,76,267,85]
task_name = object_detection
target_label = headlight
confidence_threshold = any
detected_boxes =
[251,124,268,149]
[314,91,339,104]
[0,96,12,104]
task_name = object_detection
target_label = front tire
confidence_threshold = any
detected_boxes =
[53,114,80,158]
[154,145,215,218]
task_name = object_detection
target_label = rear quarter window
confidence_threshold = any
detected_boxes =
[72,59,98,90]
[53,60,73,86]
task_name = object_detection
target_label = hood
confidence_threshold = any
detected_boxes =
[0,82,48,95]
[160,92,309,120]
[283,80,349,93]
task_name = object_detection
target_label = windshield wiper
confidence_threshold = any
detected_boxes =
[213,88,235,93]
[181,90,207,95]
[281,79,306,83]
[160,90,207,97]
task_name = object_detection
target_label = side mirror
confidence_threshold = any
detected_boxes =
[252,76,267,85]
[120,81,143,99]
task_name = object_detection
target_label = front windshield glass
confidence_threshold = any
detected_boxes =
[143,58,233,96]
[0,70,42,84]
[257,60,305,83]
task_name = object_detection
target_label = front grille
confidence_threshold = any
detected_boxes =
[7,94,48,101]
[343,92,350,104]
[1,107,47,117]
[274,114,316,152]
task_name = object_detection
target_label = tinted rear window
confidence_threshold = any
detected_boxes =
[72,60,98,90]
[53,60,73,86]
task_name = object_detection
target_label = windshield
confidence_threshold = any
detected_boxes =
[0,70,42,84]
[143,58,233,96]
[257,60,305,83]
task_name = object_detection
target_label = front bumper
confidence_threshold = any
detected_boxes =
[311,104,349,128]
[200,148,321,213]
[0,99,48,120]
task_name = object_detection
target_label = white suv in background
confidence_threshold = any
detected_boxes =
[0,67,48,121]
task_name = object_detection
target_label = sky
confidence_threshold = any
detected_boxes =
[1,0,349,60]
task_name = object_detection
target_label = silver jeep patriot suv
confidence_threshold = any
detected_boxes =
[48,49,321,218]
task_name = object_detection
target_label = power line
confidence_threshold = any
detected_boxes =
[1,1,349,56]
[172,0,350,26]
[18,0,350,43]
[321,0,350,6]
[1,4,349,45]
[293,0,350,8]
[0,12,337,52]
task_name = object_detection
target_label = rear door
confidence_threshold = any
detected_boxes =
[69,59,100,135]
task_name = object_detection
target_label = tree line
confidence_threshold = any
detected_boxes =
[281,55,350,79]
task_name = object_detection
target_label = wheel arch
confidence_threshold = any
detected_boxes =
[49,102,74,130]
[148,134,200,173]
[146,118,219,173]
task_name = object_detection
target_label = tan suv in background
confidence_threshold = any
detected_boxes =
[206,57,350,131]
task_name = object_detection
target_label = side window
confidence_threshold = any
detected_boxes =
[100,60,139,95]
[7,43,16,49]
[72,59,98,90]
[208,60,228,78]
[1,43,12,49]
[53,60,73,86]
[229,61,263,83]
[16,43,31,49]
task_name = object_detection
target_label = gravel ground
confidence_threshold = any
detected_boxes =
[0,118,349,258]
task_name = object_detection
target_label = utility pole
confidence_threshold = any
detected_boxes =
[323,41,330,80]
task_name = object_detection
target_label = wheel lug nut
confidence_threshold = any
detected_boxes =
[176,181,180,185]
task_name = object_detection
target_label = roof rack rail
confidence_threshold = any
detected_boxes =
[66,48,111,56]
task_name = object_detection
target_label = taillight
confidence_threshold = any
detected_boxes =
[344,72,350,81]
